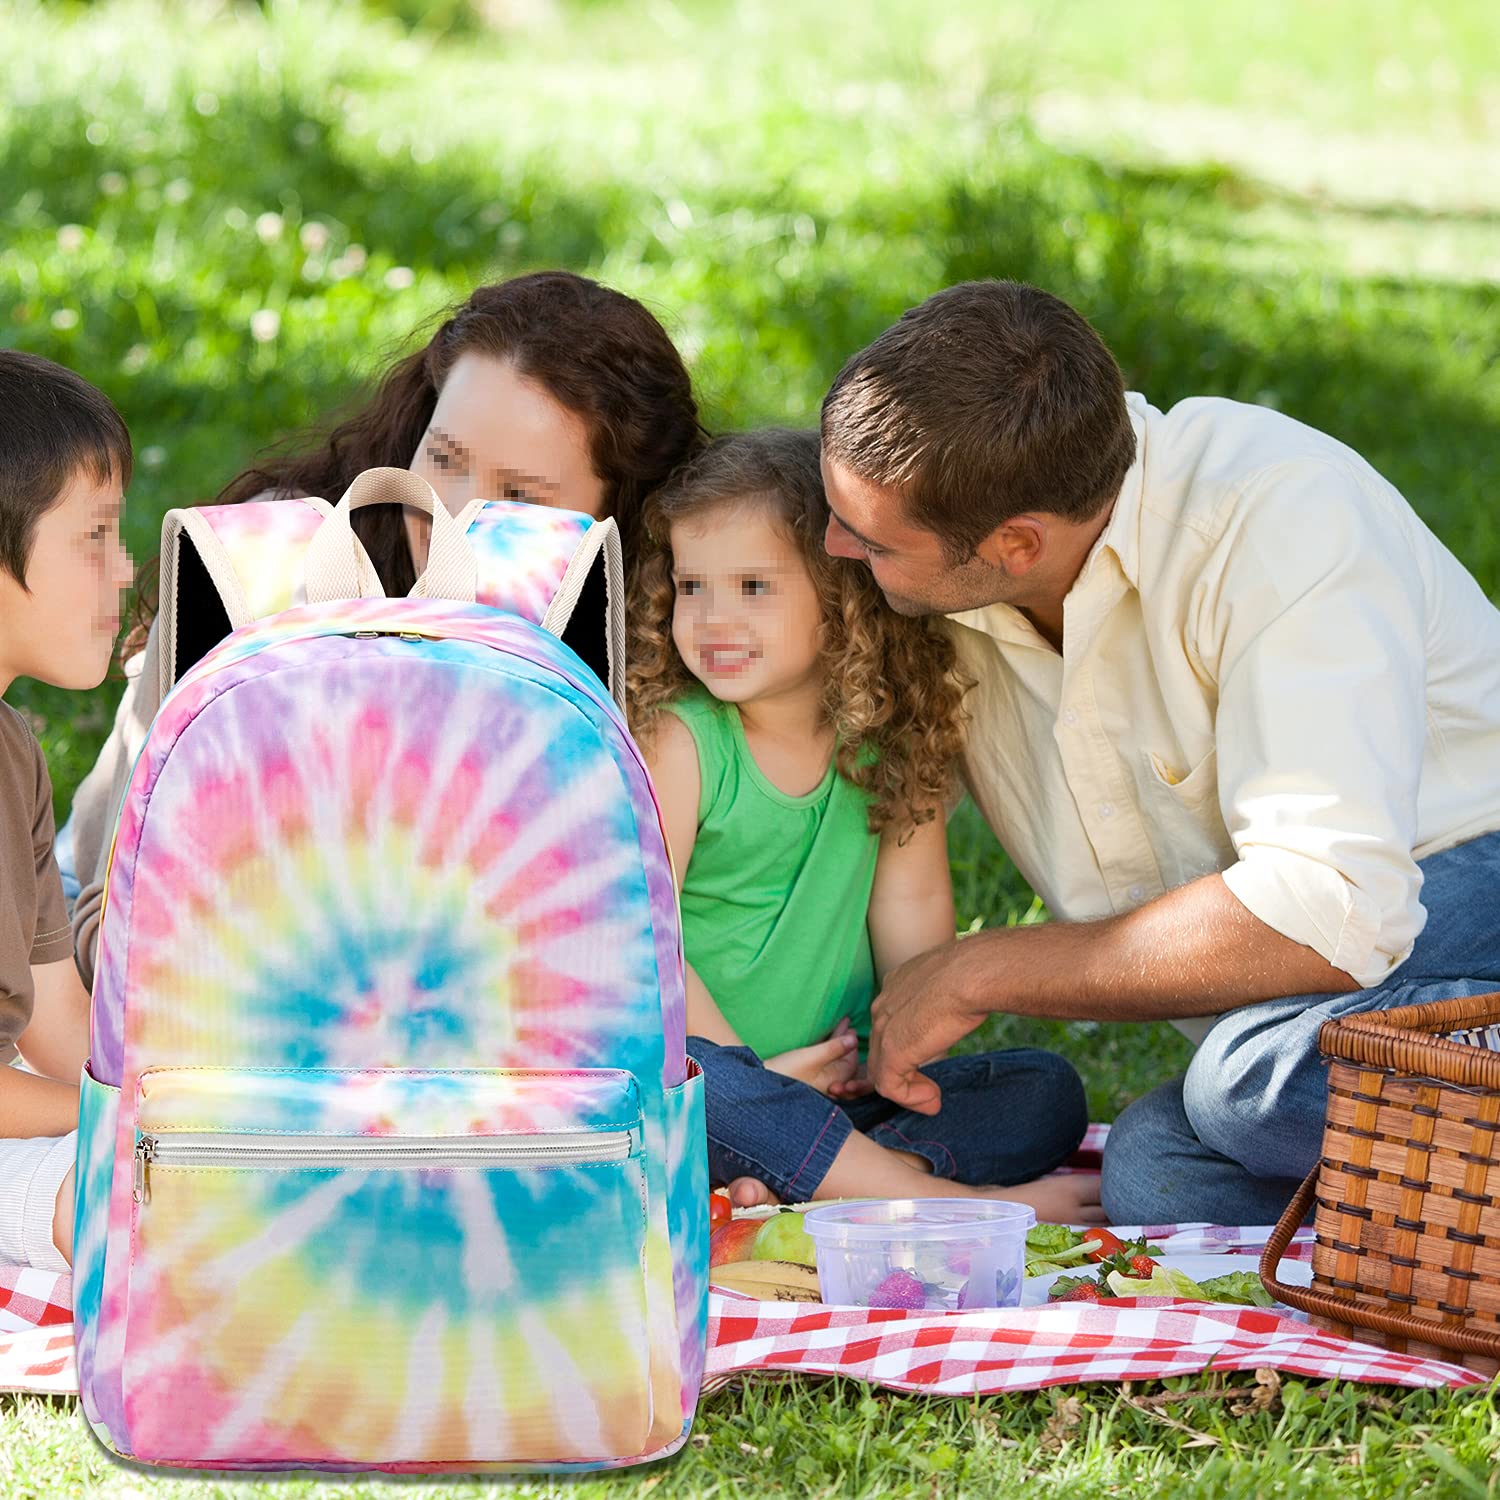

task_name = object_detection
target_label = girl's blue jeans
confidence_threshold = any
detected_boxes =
[1101,828,1500,1227]
[686,1037,1087,1201]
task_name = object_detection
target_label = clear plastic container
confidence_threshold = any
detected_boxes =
[803,1199,1036,1311]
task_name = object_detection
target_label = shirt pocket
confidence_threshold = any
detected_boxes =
[1140,747,1236,884]
[1144,746,1220,811]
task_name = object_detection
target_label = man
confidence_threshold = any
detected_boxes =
[818,279,1500,1225]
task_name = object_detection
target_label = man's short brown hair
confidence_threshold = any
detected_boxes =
[0,350,133,590]
[821,280,1136,559]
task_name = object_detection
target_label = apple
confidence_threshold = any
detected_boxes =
[751,1210,817,1268]
[709,1217,761,1268]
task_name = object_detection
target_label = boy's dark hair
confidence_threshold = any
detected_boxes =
[0,350,133,589]
[820,280,1136,561]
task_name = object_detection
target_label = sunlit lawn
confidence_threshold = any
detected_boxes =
[2,0,1497,1492]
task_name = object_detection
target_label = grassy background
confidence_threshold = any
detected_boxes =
[3,0,1498,1492]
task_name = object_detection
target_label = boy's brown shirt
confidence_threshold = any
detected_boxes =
[0,704,73,1065]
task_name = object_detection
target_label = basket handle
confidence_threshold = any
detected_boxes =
[1258,1165,1320,1310]
[1260,1166,1500,1362]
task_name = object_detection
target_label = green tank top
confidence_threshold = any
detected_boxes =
[666,688,879,1058]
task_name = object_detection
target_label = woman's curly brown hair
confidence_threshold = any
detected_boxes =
[626,429,970,838]
[123,271,705,660]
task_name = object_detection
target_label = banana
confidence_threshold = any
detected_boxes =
[709,1259,824,1302]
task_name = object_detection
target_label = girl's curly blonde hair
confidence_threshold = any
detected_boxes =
[626,428,970,837]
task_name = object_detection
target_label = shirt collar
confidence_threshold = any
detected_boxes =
[1085,392,1150,592]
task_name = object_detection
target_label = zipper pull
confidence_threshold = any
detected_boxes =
[133,1135,157,1204]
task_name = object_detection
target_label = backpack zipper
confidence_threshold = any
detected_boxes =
[133,1127,637,1204]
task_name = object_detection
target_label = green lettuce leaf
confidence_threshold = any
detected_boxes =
[1104,1266,1277,1305]
[1025,1223,1086,1257]
[1025,1260,1073,1279]
[1197,1272,1275,1307]
[1024,1223,1105,1276]
[1105,1266,1211,1300]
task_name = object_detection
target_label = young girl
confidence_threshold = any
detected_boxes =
[628,429,1100,1220]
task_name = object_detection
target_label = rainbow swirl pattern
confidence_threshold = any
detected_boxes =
[195,496,595,629]
[196,499,326,619]
[463,501,594,620]
[75,597,704,1472]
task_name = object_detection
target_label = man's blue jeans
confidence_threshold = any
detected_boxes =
[1101,828,1500,1226]
[688,1037,1087,1202]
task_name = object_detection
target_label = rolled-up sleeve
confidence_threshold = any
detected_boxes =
[1200,461,1428,988]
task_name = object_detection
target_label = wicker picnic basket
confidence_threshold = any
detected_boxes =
[1260,992,1500,1376]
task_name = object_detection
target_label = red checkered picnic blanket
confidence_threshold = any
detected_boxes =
[1,1223,1482,1398]
[1,1124,1483,1398]
[0,1268,76,1396]
[704,1290,1482,1394]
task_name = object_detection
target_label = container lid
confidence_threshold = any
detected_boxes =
[803,1198,1037,1243]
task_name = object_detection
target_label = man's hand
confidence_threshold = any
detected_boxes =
[868,874,1362,1116]
[867,940,985,1115]
[765,1018,873,1098]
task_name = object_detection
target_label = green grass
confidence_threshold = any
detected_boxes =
[5,1372,1499,1498]
[2,0,1498,1492]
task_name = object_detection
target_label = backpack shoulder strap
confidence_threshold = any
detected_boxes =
[456,501,626,710]
[159,483,627,711]
[157,497,332,703]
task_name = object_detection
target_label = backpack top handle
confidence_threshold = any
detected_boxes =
[305,467,481,606]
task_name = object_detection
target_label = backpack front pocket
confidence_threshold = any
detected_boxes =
[122,1067,652,1469]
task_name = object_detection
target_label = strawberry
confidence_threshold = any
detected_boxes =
[1048,1273,1113,1303]
[1095,1237,1163,1280]
[1058,1281,1106,1302]
[870,1270,928,1310]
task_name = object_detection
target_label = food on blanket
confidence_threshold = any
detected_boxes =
[1023,1222,1103,1277]
[1105,1266,1207,1300]
[956,1269,1021,1310]
[709,1191,733,1230]
[1026,1223,1088,1258]
[1196,1272,1274,1308]
[751,1209,817,1268]
[1091,1237,1162,1280]
[1084,1228,1127,1262]
[1053,1277,1108,1303]
[709,1217,762,1268]
[1046,1257,1274,1307]
[869,1270,928,1310]
[709,1259,824,1301]
[805,1199,1032,1313]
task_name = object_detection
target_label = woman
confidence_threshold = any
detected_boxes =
[67,270,704,988]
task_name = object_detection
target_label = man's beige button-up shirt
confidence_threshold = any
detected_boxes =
[946,393,1500,1038]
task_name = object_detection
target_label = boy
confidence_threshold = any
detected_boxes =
[0,350,133,1270]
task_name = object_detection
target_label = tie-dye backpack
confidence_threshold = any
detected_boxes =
[72,469,709,1473]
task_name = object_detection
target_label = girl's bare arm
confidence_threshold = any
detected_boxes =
[867,811,957,983]
[642,713,744,1047]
